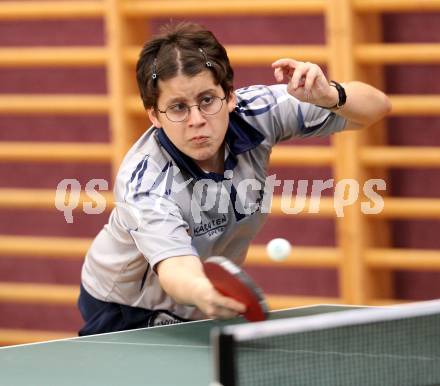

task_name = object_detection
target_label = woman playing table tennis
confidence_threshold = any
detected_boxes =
[78,22,391,335]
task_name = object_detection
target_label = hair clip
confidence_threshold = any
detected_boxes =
[198,48,212,67]
[152,58,158,80]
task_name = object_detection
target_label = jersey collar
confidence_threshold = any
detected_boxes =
[156,110,264,182]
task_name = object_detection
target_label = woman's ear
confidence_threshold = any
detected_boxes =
[148,108,162,128]
[227,92,237,113]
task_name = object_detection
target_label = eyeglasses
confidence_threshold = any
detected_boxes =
[157,95,227,123]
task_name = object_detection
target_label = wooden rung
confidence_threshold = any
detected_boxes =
[389,95,440,116]
[0,142,112,162]
[361,146,440,167]
[267,295,341,310]
[123,0,326,17]
[270,196,440,219]
[133,95,440,117]
[125,45,328,66]
[366,248,440,270]
[356,44,440,64]
[4,188,435,221]
[0,234,93,258]
[0,95,109,114]
[0,1,104,19]
[228,45,328,65]
[0,47,106,67]
[215,45,328,67]
[0,188,113,210]
[0,283,78,305]
[0,236,341,265]
[354,0,440,12]
[0,329,76,346]
[246,245,340,267]
[270,196,335,217]
[270,146,334,166]
[380,198,440,219]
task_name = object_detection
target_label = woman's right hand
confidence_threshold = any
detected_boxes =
[190,277,247,319]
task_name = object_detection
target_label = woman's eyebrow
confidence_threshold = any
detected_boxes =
[197,88,217,96]
[166,96,187,105]
[165,89,218,105]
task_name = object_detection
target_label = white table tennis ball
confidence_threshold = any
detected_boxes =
[266,238,291,261]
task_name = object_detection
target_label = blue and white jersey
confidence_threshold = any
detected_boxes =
[81,84,346,320]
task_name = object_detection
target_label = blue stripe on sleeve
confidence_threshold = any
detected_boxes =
[133,161,173,200]
[236,92,275,108]
[297,106,333,135]
[239,104,273,116]
[124,154,149,202]
[134,155,150,194]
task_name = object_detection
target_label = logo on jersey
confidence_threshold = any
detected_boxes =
[193,214,228,238]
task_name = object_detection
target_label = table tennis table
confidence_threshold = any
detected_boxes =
[0,305,354,386]
[1,303,439,386]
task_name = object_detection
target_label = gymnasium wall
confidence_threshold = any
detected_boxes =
[0,9,439,339]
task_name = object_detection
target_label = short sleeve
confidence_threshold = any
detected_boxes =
[129,194,197,269]
[235,84,347,146]
[113,154,197,270]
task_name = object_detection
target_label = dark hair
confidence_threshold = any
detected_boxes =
[136,22,234,109]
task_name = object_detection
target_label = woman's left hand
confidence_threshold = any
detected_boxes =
[272,58,338,108]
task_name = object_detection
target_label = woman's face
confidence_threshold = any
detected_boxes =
[148,70,236,172]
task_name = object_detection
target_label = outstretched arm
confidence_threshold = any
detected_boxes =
[272,58,392,130]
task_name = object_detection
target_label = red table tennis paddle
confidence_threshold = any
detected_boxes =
[203,256,269,322]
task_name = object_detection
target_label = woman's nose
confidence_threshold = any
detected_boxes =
[187,105,206,126]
